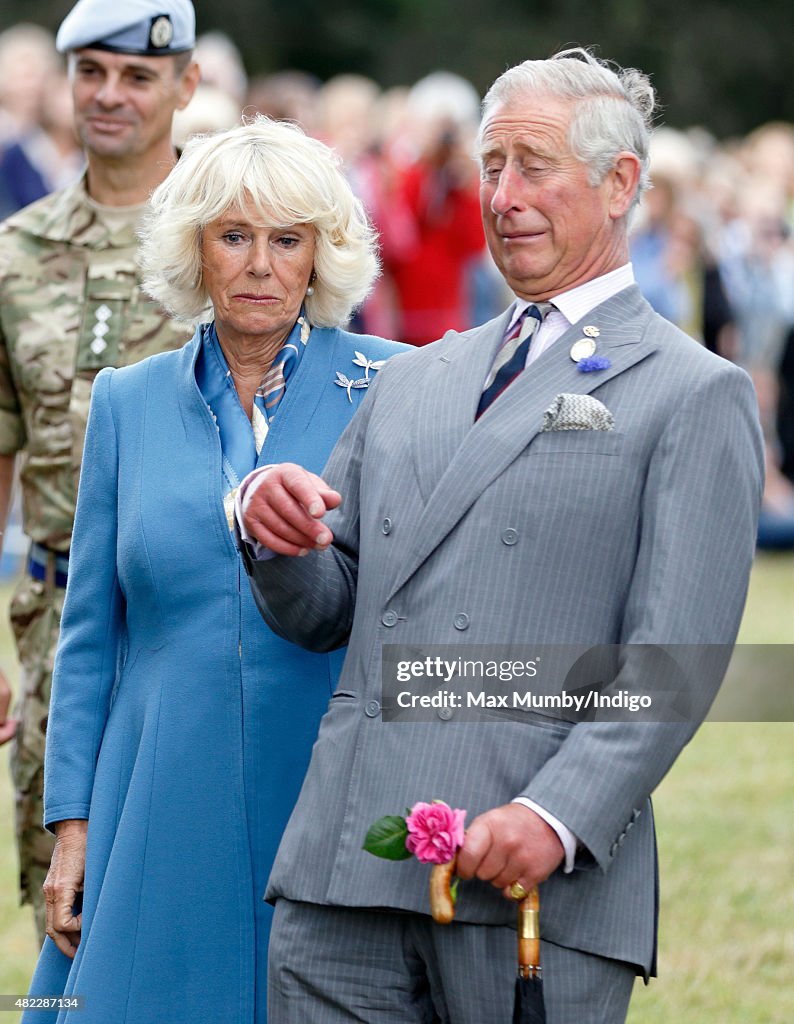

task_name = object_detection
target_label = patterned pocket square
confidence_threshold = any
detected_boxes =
[542,393,614,432]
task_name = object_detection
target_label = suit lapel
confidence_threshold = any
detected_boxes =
[387,286,659,599]
[409,310,514,503]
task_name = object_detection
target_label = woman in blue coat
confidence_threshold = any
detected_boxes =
[25,117,405,1024]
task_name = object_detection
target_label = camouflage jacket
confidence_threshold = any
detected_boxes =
[0,175,191,550]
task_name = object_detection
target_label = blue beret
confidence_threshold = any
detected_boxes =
[56,0,195,56]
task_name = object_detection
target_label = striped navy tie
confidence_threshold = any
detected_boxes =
[477,302,554,418]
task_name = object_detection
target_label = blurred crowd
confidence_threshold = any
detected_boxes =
[2,22,794,545]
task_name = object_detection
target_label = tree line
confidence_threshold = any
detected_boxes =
[4,0,793,137]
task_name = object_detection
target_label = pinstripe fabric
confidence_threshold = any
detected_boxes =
[249,285,764,982]
[268,900,635,1023]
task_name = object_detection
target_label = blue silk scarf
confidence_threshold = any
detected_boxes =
[194,318,307,493]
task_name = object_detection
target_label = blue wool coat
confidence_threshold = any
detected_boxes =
[25,325,405,1024]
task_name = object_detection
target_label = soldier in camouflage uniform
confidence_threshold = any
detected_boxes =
[0,0,199,942]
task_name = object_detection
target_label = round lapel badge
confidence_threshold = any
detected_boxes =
[569,338,597,362]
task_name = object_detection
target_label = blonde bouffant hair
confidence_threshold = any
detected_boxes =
[139,115,379,327]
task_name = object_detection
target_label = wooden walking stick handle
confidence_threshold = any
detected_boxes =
[517,885,541,979]
[429,858,457,924]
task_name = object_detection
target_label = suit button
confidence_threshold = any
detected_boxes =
[365,700,381,717]
[438,707,454,721]
[382,610,399,627]
[382,517,392,535]
[453,613,470,630]
[501,528,519,545]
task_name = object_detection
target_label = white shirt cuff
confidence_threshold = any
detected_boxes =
[235,465,277,560]
[512,797,578,873]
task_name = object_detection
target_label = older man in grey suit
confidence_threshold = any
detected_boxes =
[238,49,763,1023]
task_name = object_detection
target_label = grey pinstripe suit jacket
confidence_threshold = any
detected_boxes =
[247,285,763,975]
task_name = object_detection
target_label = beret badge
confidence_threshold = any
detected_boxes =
[149,15,174,49]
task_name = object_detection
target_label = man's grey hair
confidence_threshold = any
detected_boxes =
[480,47,656,205]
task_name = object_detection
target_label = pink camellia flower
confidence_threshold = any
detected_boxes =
[405,800,466,864]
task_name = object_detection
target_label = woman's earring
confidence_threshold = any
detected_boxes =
[306,269,317,296]
[306,285,314,296]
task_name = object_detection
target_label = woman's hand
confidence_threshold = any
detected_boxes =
[43,819,87,958]
[242,463,342,556]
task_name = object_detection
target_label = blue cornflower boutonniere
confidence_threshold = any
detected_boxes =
[335,351,386,402]
[577,355,611,373]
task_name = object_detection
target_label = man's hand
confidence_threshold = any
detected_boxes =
[242,463,342,557]
[43,819,87,958]
[0,667,17,745]
[455,803,565,899]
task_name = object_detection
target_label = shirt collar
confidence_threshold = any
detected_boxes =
[508,263,635,334]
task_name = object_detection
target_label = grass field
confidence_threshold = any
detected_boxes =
[0,555,792,1022]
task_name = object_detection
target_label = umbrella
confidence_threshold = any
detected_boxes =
[513,885,546,1023]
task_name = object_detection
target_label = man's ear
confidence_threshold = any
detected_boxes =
[177,60,201,111]
[608,152,642,219]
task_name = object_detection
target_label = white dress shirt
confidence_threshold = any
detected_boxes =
[499,262,635,373]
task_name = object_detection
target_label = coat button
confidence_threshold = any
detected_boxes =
[382,517,392,535]
[382,610,399,627]
[365,700,381,717]
[438,707,454,721]
[501,528,519,545]
[453,613,469,630]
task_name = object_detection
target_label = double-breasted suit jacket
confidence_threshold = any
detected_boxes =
[248,285,763,975]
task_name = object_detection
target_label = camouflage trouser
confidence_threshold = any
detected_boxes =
[9,570,64,945]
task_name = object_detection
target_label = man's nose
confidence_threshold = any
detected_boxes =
[489,164,524,216]
[95,75,124,108]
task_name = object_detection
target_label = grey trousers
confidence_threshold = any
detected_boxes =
[268,899,636,1023]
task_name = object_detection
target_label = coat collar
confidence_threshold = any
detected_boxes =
[175,322,344,469]
[388,285,657,600]
[7,174,142,248]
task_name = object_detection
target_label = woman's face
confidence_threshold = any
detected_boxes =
[200,200,316,352]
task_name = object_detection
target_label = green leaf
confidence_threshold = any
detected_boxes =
[362,815,412,860]
[450,877,459,906]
